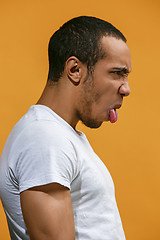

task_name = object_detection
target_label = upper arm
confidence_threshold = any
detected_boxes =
[20,183,75,240]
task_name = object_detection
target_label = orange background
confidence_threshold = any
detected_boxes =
[0,1,160,239]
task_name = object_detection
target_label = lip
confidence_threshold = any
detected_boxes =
[106,103,122,120]
[108,102,122,111]
[113,104,122,110]
[107,103,122,123]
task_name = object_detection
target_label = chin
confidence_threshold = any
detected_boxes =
[81,119,103,129]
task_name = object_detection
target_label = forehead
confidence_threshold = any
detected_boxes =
[100,36,132,72]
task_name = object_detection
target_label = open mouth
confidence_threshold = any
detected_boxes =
[109,109,118,123]
[108,104,121,123]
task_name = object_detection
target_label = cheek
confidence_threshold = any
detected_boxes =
[94,83,117,106]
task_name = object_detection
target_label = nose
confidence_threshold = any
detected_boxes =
[119,81,131,97]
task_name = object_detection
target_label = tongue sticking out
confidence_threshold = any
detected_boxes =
[109,109,118,123]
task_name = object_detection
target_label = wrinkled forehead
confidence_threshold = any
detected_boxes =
[100,36,132,72]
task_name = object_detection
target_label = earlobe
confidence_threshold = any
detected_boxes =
[66,57,81,85]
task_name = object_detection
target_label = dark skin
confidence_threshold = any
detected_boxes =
[21,183,75,240]
[20,36,132,240]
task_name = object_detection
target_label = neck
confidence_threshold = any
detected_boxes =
[37,80,79,129]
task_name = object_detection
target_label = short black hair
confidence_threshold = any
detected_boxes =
[47,16,126,82]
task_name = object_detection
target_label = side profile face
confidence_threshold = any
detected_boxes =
[76,36,132,128]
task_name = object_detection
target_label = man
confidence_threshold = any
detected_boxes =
[0,16,131,240]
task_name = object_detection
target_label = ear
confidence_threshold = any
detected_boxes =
[65,57,83,85]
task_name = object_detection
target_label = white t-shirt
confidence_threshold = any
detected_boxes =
[0,105,126,240]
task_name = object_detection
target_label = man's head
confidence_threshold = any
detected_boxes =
[47,16,126,82]
[43,16,131,129]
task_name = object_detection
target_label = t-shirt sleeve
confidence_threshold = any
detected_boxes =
[16,122,78,193]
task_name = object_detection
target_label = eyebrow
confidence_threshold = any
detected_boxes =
[111,67,130,74]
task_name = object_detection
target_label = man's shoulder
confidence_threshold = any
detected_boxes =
[16,117,70,148]
[6,105,74,155]
[13,105,68,137]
